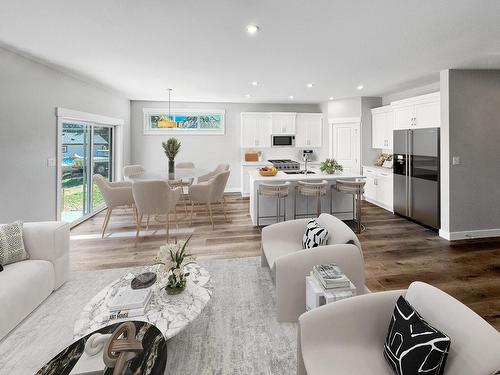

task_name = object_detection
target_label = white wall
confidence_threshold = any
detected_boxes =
[0,46,131,222]
[130,101,321,191]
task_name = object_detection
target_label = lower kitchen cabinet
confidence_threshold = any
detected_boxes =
[241,164,266,197]
[363,166,393,211]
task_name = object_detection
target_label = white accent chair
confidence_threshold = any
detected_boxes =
[198,163,230,183]
[189,170,230,229]
[0,222,70,340]
[261,213,367,322]
[123,164,145,180]
[174,162,196,215]
[132,180,182,242]
[93,174,134,238]
[298,282,500,375]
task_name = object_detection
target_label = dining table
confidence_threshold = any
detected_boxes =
[128,167,210,182]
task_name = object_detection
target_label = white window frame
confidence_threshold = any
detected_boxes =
[56,107,124,227]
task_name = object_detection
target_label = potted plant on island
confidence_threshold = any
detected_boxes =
[319,158,343,174]
[153,235,195,295]
[162,137,181,178]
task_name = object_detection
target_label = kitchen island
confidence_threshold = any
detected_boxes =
[248,169,364,225]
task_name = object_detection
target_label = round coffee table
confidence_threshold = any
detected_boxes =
[74,263,212,340]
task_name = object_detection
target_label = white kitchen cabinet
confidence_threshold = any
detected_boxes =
[371,106,394,149]
[296,114,323,148]
[241,164,266,197]
[271,113,296,134]
[363,166,393,211]
[391,92,440,130]
[241,113,272,148]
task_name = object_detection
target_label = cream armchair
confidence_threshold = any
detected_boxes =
[298,282,500,375]
[189,170,230,229]
[261,213,367,322]
[132,180,182,242]
[93,174,134,238]
[123,164,145,180]
[198,163,229,183]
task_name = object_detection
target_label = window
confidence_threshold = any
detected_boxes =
[143,108,225,135]
[62,145,68,153]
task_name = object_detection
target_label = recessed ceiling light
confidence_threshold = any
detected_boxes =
[329,96,334,101]
[251,81,258,86]
[356,84,364,90]
[246,24,260,34]
[245,94,251,98]
[306,83,314,88]
[289,95,294,100]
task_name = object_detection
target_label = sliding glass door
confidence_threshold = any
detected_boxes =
[61,122,114,223]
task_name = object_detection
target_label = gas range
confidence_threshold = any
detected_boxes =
[268,159,300,171]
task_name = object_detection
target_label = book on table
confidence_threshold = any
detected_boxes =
[312,264,351,289]
[108,287,152,312]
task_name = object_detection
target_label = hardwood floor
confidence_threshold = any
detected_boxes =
[71,194,500,330]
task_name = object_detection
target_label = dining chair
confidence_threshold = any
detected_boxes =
[93,174,135,238]
[198,163,230,183]
[175,162,196,215]
[132,180,182,242]
[123,164,145,180]
[188,170,230,229]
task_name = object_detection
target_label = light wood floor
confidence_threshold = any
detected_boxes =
[71,193,500,330]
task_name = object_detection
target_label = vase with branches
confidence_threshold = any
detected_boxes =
[153,235,194,295]
[162,138,181,178]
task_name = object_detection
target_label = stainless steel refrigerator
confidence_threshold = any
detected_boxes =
[393,128,440,229]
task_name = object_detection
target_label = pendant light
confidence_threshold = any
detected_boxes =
[158,88,178,128]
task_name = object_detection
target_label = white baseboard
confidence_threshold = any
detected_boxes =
[225,187,241,194]
[363,197,393,213]
[439,228,500,241]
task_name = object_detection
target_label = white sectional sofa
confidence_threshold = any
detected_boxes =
[0,221,70,340]
[298,282,500,375]
[261,213,368,322]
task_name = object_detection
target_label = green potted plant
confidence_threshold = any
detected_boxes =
[319,158,343,174]
[162,137,181,178]
[153,235,194,295]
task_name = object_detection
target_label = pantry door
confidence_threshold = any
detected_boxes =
[329,118,361,174]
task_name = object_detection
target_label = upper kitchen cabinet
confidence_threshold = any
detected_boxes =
[241,113,272,148]
[271,113,296,134]
[295,113,323,148]
[392,92,440,130]
[371,106,394,149]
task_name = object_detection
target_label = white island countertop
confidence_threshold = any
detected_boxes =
[249,168,363,182]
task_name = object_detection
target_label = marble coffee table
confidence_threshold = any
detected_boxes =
[74,263,213,340]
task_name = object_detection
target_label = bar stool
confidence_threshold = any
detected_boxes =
[294,180,328,219]
[331,178,366,233]
[257,182,290,227]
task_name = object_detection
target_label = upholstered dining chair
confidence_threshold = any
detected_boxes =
[123,164,145,180]
[188,170,230,229]
[198,163,230,183]
[175,162,196,215]
[132,180,182,242]
[93,174,134,238]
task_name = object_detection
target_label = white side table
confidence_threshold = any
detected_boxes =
[305,275,357,311]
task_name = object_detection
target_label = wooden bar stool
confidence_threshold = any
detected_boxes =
[257,182,290,227]
[331,178,366,233]
[294,180,328,219]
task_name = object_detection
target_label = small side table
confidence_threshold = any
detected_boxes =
[305,275,357,311]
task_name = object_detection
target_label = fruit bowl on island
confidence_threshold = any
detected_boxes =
[259,166,278,176]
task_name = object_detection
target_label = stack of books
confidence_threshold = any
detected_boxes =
[311,263,356,302]
[106,287,152,321]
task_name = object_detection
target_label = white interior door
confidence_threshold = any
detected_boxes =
[329,118,361,174]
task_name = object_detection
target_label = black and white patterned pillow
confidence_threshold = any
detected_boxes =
[302,219,329,249]
[0,221,28,267]
[384,296,451,375]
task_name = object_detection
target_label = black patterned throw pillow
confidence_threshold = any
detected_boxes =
[0,221,28,266]
[302,219,329,249]
[0,264,3,272]
[384,296,451,375]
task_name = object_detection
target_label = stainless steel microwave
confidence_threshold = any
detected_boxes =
[272,135,295,147]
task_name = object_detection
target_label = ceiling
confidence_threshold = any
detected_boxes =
[1,0,499,103]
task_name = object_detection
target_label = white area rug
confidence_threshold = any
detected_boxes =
[0,257,297,375]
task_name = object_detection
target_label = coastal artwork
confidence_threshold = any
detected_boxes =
[143,108,225,135]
